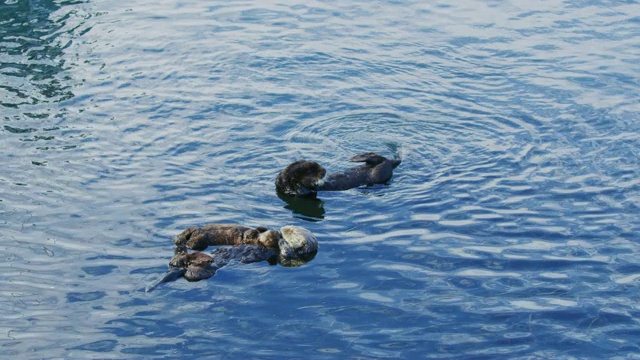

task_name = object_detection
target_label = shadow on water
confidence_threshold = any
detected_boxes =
[277,191,326,221]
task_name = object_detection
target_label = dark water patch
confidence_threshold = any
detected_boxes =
[81,265,117,276]
[66,291,106,302]
[70,339,117,352]
[4,125,37,134]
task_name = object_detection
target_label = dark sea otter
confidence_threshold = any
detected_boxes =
[146,225,318,292]
[275,152,401,196]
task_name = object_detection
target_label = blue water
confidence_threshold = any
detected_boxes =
[2,0,640,358]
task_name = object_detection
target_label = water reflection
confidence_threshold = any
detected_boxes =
[1,3,91,356]
[0,0,84,109]
[277,191,326,220]
[1,0,89,190]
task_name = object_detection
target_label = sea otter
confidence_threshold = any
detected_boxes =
[146,225,318,292]
[275,152,401,196]
[173,224,282,252]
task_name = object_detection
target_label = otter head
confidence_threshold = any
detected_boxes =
[276,160,326,196]
[257,229,282,249]
[170,251,217,282]
[277,225,319,267]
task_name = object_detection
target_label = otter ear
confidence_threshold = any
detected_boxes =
[255,226,268,233]
[350,152,385,166]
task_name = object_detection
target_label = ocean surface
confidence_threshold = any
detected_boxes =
[2,0,640,358]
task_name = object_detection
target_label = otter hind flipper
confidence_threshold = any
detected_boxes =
[145,267,186,293]
[349,152,386,166]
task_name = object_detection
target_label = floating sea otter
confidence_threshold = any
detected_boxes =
[146,225,318,292]
[275,152,401,196]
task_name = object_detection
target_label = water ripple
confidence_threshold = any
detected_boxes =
[2,0,640,359]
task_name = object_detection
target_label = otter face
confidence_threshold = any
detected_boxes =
[258,229,282,249]
[276,160,327,195]
[185,263,216,281]
[278,226,319,265]
[173,252,216,282]
[300,162,326,188]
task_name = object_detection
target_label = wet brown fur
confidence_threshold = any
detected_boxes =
[147,225,319,291]
[174,224,281,251]
[169,251,216,282]
[275,160,326,196]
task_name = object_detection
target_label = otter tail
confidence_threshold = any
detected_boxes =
[145,267,186,293]
[350,152,402,169]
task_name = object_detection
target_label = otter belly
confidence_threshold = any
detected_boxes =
[317,166,374,191]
